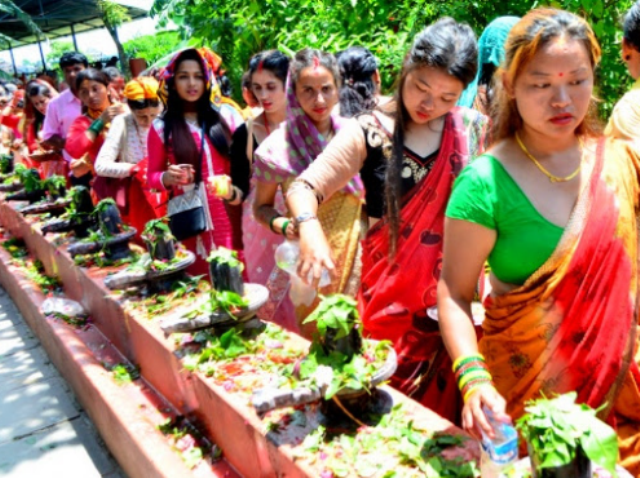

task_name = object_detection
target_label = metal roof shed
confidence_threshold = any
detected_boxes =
[0,0,148,73]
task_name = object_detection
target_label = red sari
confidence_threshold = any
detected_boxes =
[359,109,487,422]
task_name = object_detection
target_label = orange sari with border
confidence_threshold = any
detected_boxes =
[481,138,640,475]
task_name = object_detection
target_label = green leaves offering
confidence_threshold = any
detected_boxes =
[304,294,358,340]
[109,363,140,385]
[0,154,12,175]
[206,247,244,272]
[298,404,478,477]
[43,175,66,196]
[516,392,618,476]
[142,217,175,245]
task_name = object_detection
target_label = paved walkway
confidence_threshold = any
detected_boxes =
[0,286,125,478]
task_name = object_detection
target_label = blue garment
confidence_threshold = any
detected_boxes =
[458,16,520,109]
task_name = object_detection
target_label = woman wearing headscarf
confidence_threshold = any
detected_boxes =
[254,49,364,335]
[147,48,243,276]
[95,77,164,239]
[457,16,520,115]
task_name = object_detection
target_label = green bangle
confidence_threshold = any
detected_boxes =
[281,219,291,236]
[88,118,105,135]
[269,216,280,234]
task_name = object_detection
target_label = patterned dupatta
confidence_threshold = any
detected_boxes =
[254,74,362,195]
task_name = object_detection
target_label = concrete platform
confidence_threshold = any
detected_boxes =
[0,286,124,478]
[0,197,479,478]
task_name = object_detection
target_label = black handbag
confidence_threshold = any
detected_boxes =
[167,124,207,241]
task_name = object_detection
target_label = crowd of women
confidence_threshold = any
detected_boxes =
[4,3,640,473]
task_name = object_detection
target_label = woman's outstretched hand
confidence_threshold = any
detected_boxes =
[296,219,336,288]
[462,385,509,440]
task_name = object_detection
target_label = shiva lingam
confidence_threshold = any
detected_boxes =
[104,218,196,294]
[67,198,136,261]
[251,294,397,417]
[5,167,47,204]
[160,247,268,334]
[19,175,71,217]
[0,153,14,182]
[41,186,97,238]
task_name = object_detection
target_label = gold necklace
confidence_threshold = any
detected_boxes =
[515,132,583,183]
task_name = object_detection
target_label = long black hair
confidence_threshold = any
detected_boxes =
[383,17,477,254]
[337,46,378,117]
[162,49,231,179]
[25,82,53,134]
[625,1,640,51]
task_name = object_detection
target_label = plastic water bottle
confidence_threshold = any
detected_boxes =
[479,406,518,477]
[275,240,331,306]
[275,240,331,287]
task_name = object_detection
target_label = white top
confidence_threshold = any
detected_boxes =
[95,113,149,178]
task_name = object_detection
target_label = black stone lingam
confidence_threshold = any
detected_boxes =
[0,154,14,178]
[160,248,268,335]
[67,200,136,261]
[5,168,46,204]
[104,218,195,293]
[0,155,19,192]
[208,250,245,296]
[41,186,97,238]
[251,295,397,416]
[20,176,71,217]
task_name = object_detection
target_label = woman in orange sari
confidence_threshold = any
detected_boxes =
[438,9,640,474]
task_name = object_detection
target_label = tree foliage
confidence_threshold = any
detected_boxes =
[151,0,634,117]
[123,30,184,65]
[0,0,43,45]
[98,0,132,76]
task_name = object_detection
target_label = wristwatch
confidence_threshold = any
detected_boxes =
[293,212,318,231]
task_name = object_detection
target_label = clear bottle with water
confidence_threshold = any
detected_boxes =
[275,240,331,306]
[479,406,518,478]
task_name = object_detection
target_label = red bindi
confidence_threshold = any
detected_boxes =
[559,72,564,77]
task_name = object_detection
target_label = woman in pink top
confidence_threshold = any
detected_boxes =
[147,48,242,276]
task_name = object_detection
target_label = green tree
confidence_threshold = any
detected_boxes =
[46,41,77,69]
[151,0,634,117]
[123,30,184,66]
[98,0,132,77]
[0,0,42,45]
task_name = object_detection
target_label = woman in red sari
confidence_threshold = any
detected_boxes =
[65,69,125,188]
[287,18,488,423]
[438,9,640,474]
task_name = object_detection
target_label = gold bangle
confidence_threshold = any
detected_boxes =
[463,382,494,403]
